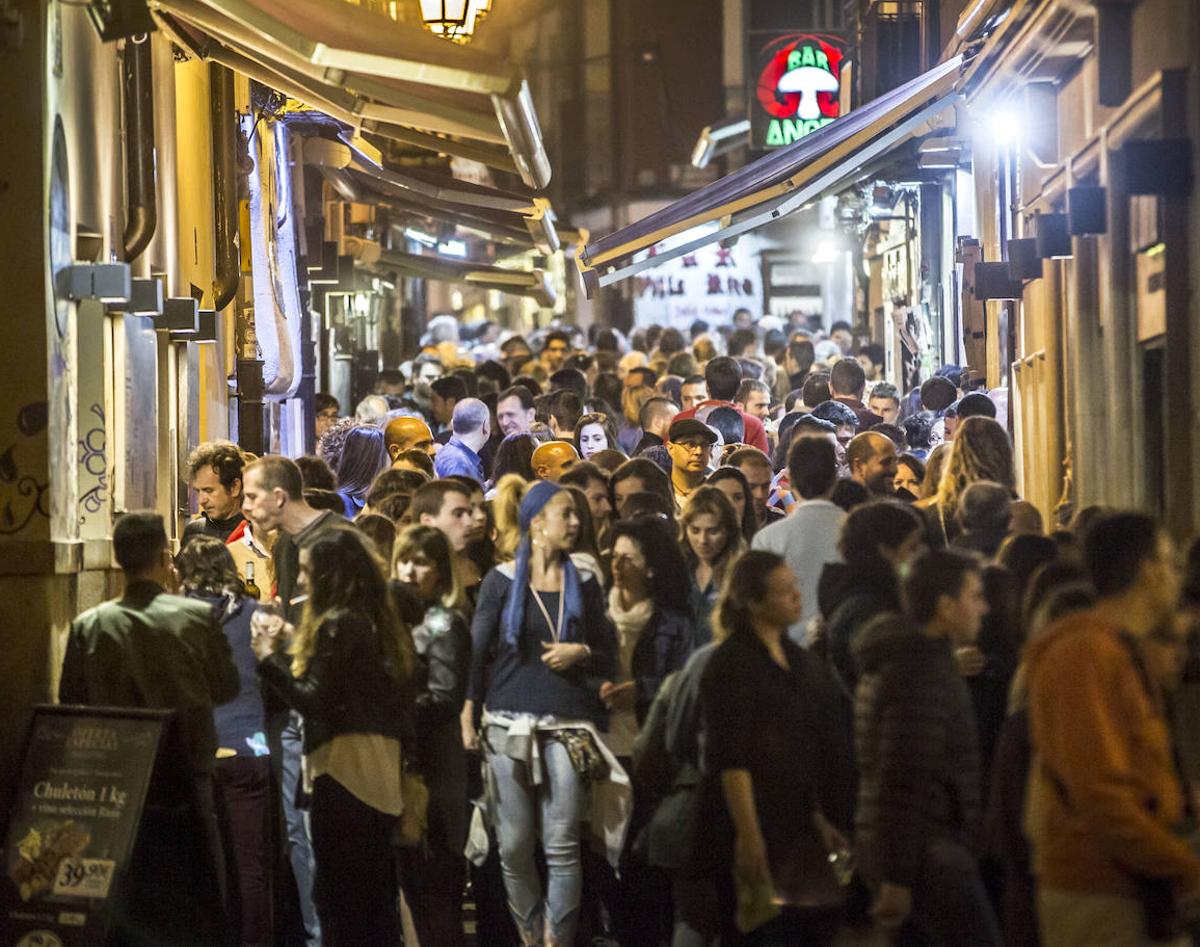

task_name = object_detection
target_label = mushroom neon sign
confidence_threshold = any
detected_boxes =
[755,34,845,148]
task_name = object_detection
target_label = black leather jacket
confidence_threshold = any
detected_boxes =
[258,609,409,755]
[392,581,472,854]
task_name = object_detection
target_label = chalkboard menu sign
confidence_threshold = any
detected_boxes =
[0,706,169,946]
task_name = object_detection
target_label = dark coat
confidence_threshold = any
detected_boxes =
[852,613,983,887]
[817,561,901,691]
[258,609,409,756]
[631,605,695,725]
[60,581,239,773]
[409,596,472,856]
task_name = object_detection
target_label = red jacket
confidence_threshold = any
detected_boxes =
[674,400,769,453]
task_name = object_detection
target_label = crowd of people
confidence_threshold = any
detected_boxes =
[59,311,1200,947]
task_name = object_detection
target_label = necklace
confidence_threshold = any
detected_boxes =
[531,585,566,643]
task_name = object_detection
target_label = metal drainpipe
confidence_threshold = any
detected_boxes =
[121,35,157,262]
[210,64,239,311]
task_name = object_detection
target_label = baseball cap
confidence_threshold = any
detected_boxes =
[668,418,719,444]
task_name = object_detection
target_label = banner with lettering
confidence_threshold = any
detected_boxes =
[633,226,764,330]
[0,706,167,946]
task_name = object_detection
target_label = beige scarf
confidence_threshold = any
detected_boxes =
[605,588,655,757]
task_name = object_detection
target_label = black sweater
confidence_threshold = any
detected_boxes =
[468,565,616,725]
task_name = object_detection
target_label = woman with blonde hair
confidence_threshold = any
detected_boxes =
[253,527,413,945]
[680,486,745,645]
[928,416,1015,545]
[492,473,530,563]
[390,525,471,945]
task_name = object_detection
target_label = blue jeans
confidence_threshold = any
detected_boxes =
[486,727,587,945]
[281,712,321,946]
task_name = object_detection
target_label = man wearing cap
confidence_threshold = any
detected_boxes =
[666,418,717,507]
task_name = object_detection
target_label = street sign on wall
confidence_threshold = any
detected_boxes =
[750,32,848,151]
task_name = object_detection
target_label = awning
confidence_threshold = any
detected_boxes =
[151,0,551,188]
[375,249,556,308]
[301,135,560,253]
[578,56,963,297]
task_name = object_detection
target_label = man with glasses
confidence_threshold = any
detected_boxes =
[314,393,340,441]
[666,418,717,507]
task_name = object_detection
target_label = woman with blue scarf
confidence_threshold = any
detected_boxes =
[462,480,619,947]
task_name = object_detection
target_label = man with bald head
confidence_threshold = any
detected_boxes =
[385,415,436,462]
[532,440,579,483]
[433,398,490,482]
[846,431,898,497]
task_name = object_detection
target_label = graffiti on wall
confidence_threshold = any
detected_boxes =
[0,402,50,535]
[79,402,108,518]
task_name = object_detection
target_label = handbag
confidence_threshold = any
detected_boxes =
[547,728,610,781]
[392,758,430,849]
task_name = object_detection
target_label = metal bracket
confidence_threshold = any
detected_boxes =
[56,262,131,303]
[155,296,198,333]
[106,276,164,315]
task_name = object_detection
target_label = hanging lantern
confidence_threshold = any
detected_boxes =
[419,0,470,39]
[419,0,489,42]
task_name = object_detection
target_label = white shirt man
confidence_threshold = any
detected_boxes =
[752,436,845,644]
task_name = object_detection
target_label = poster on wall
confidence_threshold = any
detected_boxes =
[633,225,764,330]
[750,32,847,152]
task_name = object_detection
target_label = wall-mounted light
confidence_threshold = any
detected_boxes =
[979,103,1022,147]
[1007,238,1041,280]
[57,263,131,304]
[1034,213,1072,259]
[156,296,198,333]
[1067,186,1107,235]
[974,262,1024,301]
[812,241,838,264]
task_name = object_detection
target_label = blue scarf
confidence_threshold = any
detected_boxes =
[501,481,584,648]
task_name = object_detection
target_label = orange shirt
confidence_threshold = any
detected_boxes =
[1027,608,1200,898]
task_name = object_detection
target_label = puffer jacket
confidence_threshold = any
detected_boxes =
[852,612,982,888]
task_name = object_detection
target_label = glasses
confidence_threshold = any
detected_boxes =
[674,440,710,453]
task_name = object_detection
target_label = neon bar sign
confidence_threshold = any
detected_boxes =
[752,33,846,150]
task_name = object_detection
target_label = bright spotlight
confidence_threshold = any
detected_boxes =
[987,105,1023,146]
